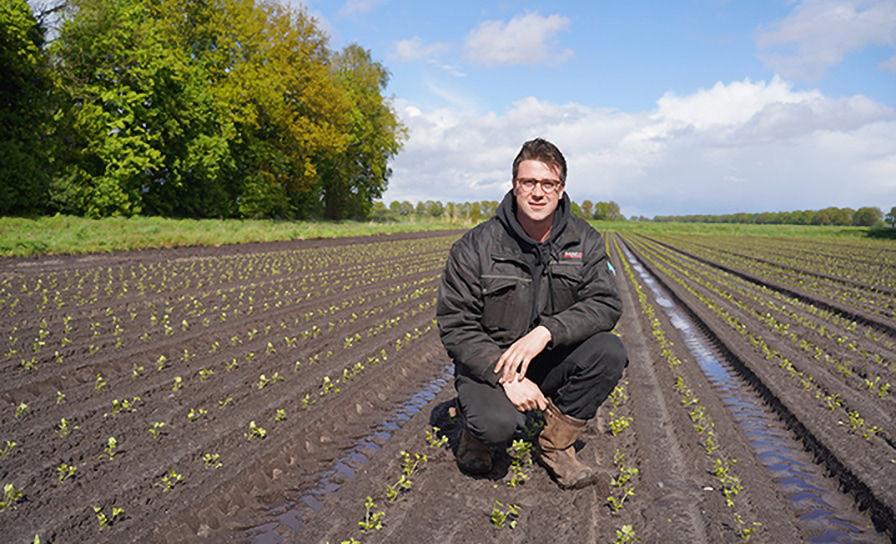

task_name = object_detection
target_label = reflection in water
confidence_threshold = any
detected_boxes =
[249,366,453,544]
[623,246,875,543]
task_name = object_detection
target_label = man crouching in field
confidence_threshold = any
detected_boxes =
[436,138,628,489]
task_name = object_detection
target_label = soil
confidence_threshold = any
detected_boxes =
[0,229,891,543]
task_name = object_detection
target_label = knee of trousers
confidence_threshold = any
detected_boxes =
[579,332,629,377]
[465,408,519,446]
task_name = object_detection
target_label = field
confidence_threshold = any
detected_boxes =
[0,227,894,543]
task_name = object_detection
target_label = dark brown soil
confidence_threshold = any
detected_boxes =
[0,229,891,543]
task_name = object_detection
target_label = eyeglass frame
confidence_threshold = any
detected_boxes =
[513,177,565,194]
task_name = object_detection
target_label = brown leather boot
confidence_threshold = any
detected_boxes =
[537,400,595,489]
[457,428,492,475]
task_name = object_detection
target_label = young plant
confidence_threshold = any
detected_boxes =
[358,496,385,532]
[0,483,24,510]
[94,373,107,391]
[187,408,208,422]
[103,436,117,460]
[55,390,66,404]
[157,468,184,492]
[0,440,17,459]
[172,376,184,392]
[15,401,28,419]
[424,426,448,449]
[506,439,533,488]
[93,505,125,528]
[57,417,77,438]
[202,453,222,469]
[274,408,287,422]
[489,500,520,529]
[245,421,267,440]
[385,450,427,502]
[614,524,639,544]
[57,462,77,482]
[148,421,166,440]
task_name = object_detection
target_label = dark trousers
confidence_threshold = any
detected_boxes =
[456,331,628,446]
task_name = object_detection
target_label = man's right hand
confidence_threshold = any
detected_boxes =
[501,377,548,412]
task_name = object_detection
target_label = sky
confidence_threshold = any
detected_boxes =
[293,0,896,218]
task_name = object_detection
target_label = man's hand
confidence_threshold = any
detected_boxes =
[494,326,552,384]
[501,377,548,412]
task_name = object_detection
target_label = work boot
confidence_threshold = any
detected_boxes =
[537,400,595,489]
[457,428,492,475]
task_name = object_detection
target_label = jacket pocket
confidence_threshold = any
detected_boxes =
[481,275,530,337]
[548,264,583,314]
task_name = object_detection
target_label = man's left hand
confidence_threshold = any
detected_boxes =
[494,326,552,384]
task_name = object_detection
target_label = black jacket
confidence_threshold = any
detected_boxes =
[436,190,622,385]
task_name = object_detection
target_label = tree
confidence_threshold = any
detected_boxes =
[321,44,405,219]
[0,0,55,214]
[580,200,593,219]
[594,201,623,221]
[886,207,896,229]
[853,207,882,227]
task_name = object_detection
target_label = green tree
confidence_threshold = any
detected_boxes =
[321,44,405,219]
[885,207,896,229]
[853,206,882,227]
[0,0,55,214]
[594,201,623,221]
[580,199,593,219]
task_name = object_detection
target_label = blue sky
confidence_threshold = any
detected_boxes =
[304,1,896,217]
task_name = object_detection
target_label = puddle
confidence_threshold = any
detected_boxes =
[623,245,879,543]
[248,365,453,543]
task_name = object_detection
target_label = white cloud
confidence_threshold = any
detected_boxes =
[756,0,896,80]
[384,78,896,217]
[464,12,572,66]
[391,37,448,61]
[338,0,383,16]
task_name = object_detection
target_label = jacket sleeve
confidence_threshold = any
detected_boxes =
[540,229,622,346]
[436,236,504,386]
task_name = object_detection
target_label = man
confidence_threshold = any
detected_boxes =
[436,138,627,489]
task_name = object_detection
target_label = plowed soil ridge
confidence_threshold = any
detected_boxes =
[622,236,896,539]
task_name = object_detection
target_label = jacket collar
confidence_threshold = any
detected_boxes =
[496,189,570,254]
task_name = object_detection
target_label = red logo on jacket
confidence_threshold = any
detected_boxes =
[561,250,583,260]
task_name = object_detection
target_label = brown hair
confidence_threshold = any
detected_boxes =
[512,138,567,183]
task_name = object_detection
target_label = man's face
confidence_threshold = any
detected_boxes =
[513,159,565,223]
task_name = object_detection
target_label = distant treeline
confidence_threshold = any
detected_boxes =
[1,0,403,220]
[370,199,626,222]
[654,206,896,228]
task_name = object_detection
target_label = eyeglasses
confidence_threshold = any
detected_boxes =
[515,178,564,194]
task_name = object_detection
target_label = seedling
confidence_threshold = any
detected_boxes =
[57,462,77,482]
[94,373,107,391]
[56,390,66,404]
[172,376,184,392]
[614,524,639,544]
[0,440,17,459]
[93,504,125,528]
[197,368,214,381]
[156,355,168,371]
[274,408,287,422]
[0,483,24,510]
[358,496,384,532]
[103,436,117,459]
[157,468,184,492]
[132,364,145,378]
[148,421,166,439]
[506,439,533,488]
[15,402,28,418]
[734,512,762,541]
[245,421,267,440]
[187,408,208,422]
[57,417,77,438]
[110,396,141,416]
[202,453,222,469]
[385,450,427,501]
[608,413,633,436]
[489,500,520,529]
[424,426,448,449]
[218,397,234,408]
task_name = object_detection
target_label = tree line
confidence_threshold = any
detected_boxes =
[654,206,895,228]
[1,0,404,219]
[370,199,626,222]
